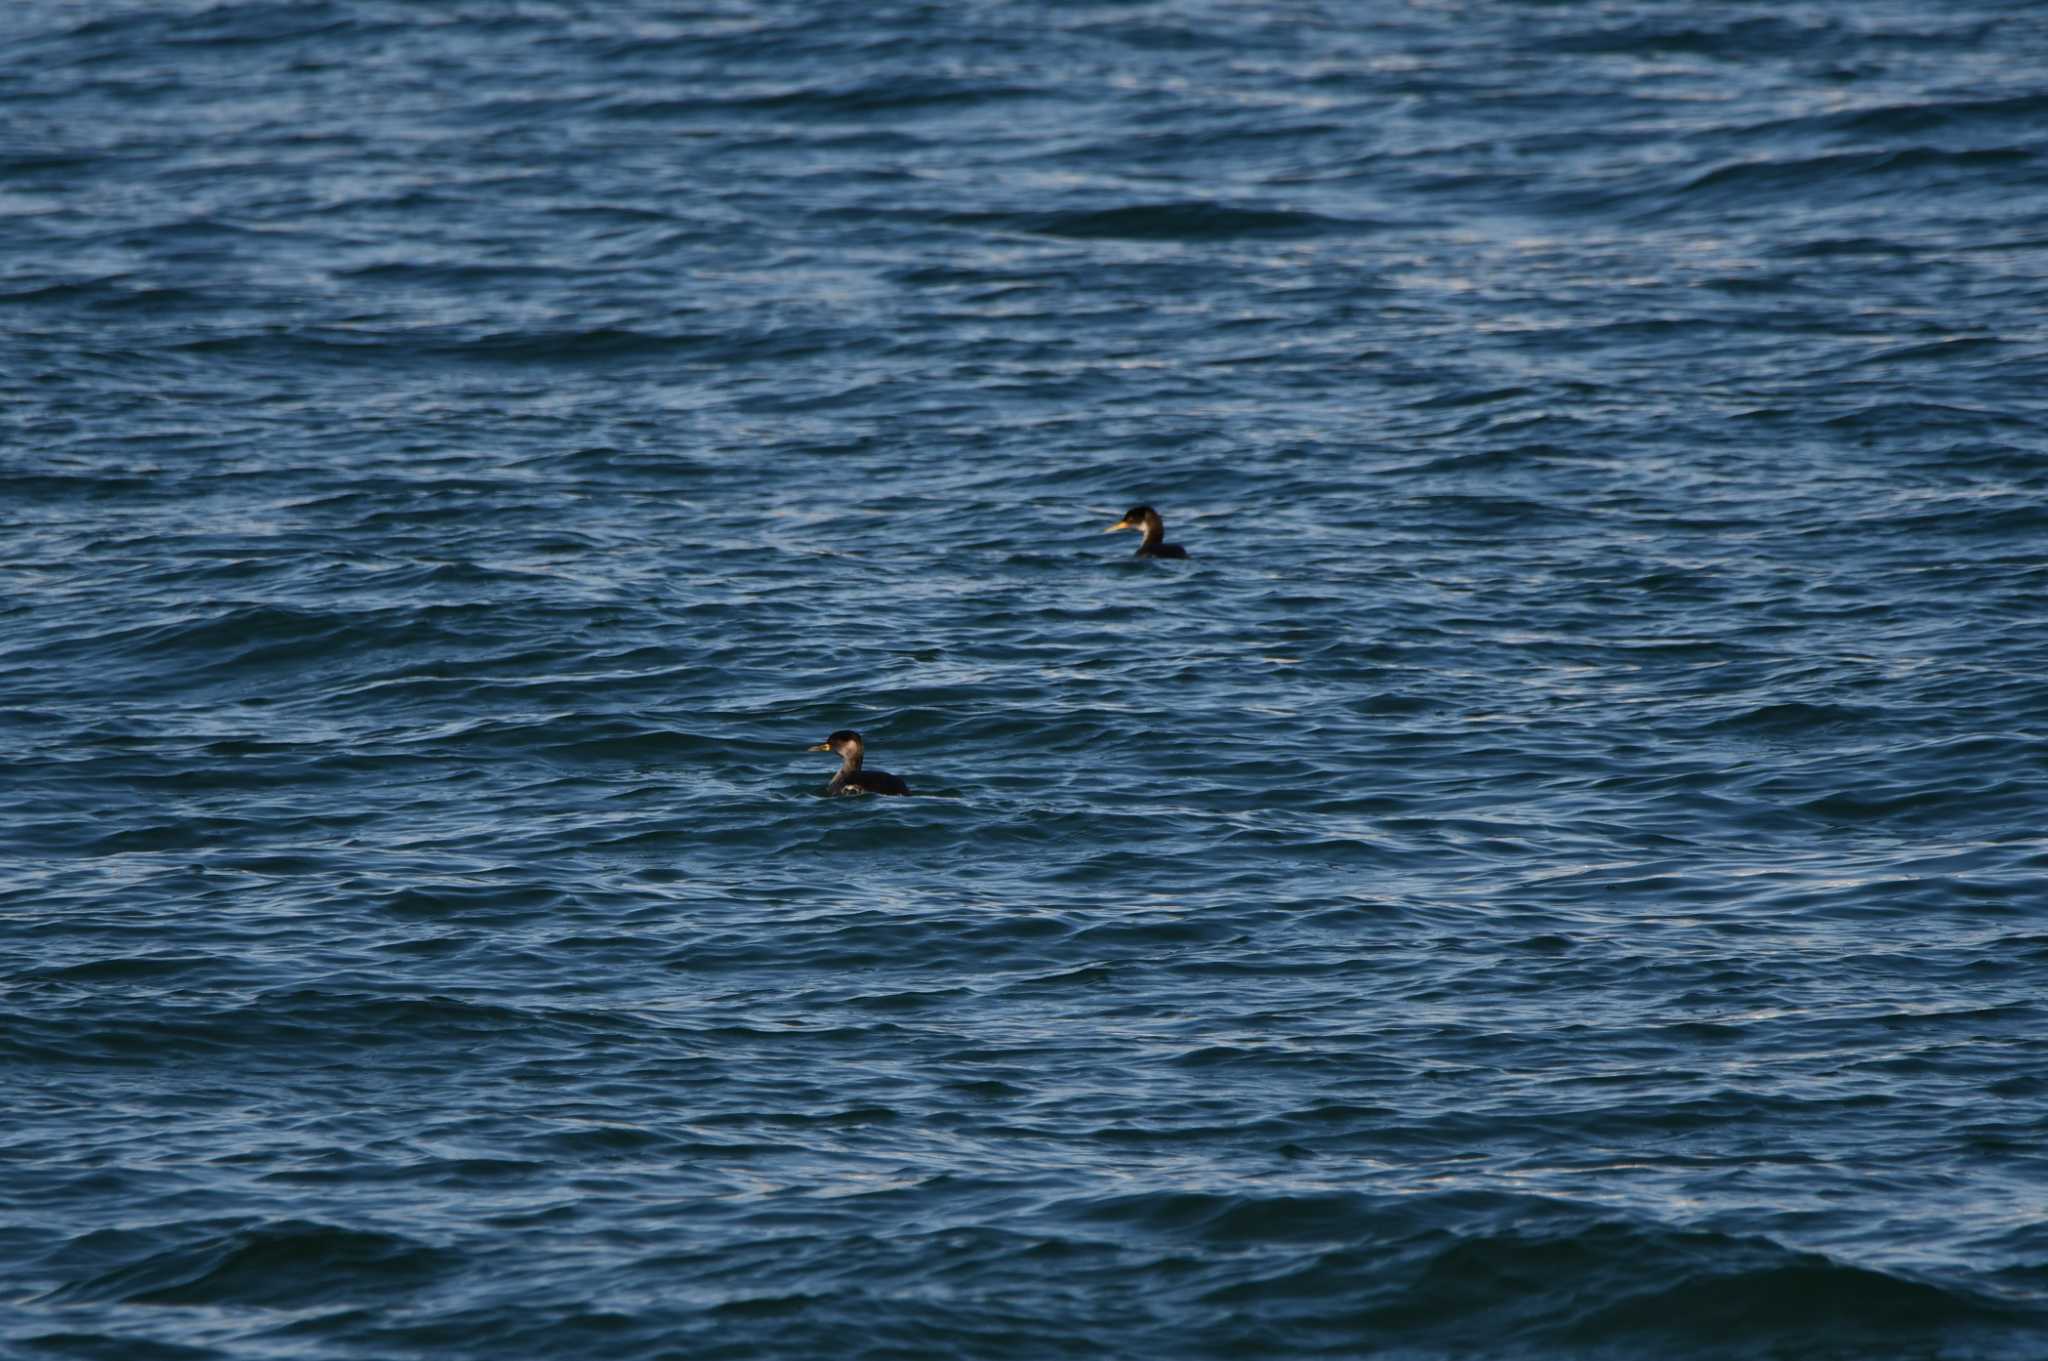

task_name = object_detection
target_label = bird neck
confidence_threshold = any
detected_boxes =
[837,747,864,774]
[1139,514,1164,551]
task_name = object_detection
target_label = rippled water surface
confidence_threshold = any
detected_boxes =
[5,2,2048,1357]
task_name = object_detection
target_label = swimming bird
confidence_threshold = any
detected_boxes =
[1104,505,1189,559]
[807,730,911,796]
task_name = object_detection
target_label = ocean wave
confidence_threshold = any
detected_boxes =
[41,1220,445,1308]
[953,202,1376,242]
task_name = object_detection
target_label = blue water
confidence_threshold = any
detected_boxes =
[5,2,2048,1357]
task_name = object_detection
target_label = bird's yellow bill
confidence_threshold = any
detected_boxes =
[1104,521,1133,532]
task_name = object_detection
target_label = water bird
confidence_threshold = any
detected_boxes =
[807,730,911,796]
[1104,505,1188,559]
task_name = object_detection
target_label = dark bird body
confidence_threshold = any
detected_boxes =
[807,730,911,796]
[1105,505,1189,558]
